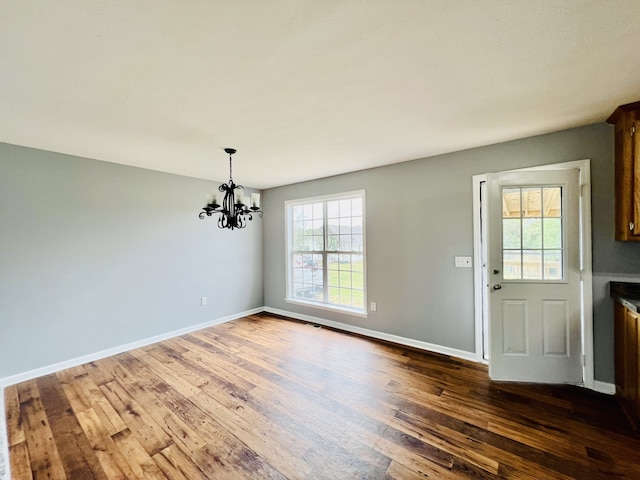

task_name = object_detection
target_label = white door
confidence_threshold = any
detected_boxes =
[487,168,582,383]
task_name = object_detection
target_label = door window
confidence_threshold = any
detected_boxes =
[501,186,563,281]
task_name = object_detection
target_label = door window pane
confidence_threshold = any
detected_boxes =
[503,251,521,280]
[543,187,561,217]
[543,218,562,248]
[522,218,542,249]
[502,188,521,218]
[502,219,521,249]
[522,250,543,280]
[521,187,541,217]
[544,250,562,280]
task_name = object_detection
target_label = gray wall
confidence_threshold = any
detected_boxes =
[0,143,263,380]
[262,123,640,384]
[3,122,639,384]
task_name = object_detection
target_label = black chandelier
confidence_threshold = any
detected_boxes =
[199,148,263,230]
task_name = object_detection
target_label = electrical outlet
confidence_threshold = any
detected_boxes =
[454,256,472,268]
[370,301,377,312]
[201,296,207,306]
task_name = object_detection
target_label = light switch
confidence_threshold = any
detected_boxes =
[454,256,472,268]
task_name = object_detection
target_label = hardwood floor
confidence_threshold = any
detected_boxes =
[4,313,640,479]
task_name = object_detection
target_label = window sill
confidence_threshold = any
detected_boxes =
[285,298,369,318]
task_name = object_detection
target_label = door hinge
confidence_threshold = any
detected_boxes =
[632,126,637,136]
[582,354,586,366]
[631,222,635,231]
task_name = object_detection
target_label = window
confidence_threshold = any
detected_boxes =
[501,186,564,281]
[286,191,366,315]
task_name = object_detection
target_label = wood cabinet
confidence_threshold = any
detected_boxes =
[614,300,640,427]
[607,101,640,241]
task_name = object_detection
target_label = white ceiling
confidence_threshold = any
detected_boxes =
[2,1,640,189]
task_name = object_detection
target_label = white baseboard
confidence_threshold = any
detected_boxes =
[264,306,478,363]
[592,380,616,395]
[0,308,262,388]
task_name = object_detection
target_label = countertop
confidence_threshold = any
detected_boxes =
[610,281,640,313]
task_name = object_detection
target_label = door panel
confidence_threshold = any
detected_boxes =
[488,168,582,383]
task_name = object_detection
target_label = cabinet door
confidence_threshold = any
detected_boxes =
[624,309,638,413]
[615,302,626,394]
[633,119,640,237]
[611,108,640,241]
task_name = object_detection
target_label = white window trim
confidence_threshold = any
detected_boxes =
[284,190,368,317]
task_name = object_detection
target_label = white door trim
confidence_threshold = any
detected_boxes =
[472,159,594,390]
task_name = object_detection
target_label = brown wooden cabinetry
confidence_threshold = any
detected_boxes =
[614,300,640,427]
[607,101,640,241]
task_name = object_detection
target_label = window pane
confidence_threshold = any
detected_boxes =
[352,272,364,289]
[522,188,541,218]
[313,202,323,219]
[340,289,352,306]
[339,271,351,287]
[327,200,339,218]
[303,220,313,232]
[304,236,314,250]
[313,236,324,250]
[522,218,542,249]
[502,188,521,218]
[352,254,363,271]
[543,218,561,249]
[339,217,351,234]
[503,251,521,279]
[522,250,542,280]
[339,235,352,251]
[352,198,363,216]
[352,290,364,309]
[327,253,339,266]
[544,250,562,280]
[329,287,339,303]
[351,235,363,252]
[502,219,521,249]
[327,233,339,251]
[543,187,561,217]
[339,199,351,217]
[328,269,338,287]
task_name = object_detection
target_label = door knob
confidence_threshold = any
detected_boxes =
[493,284,502,290]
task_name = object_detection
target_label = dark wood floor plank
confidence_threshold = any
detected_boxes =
[6,313,640,479]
